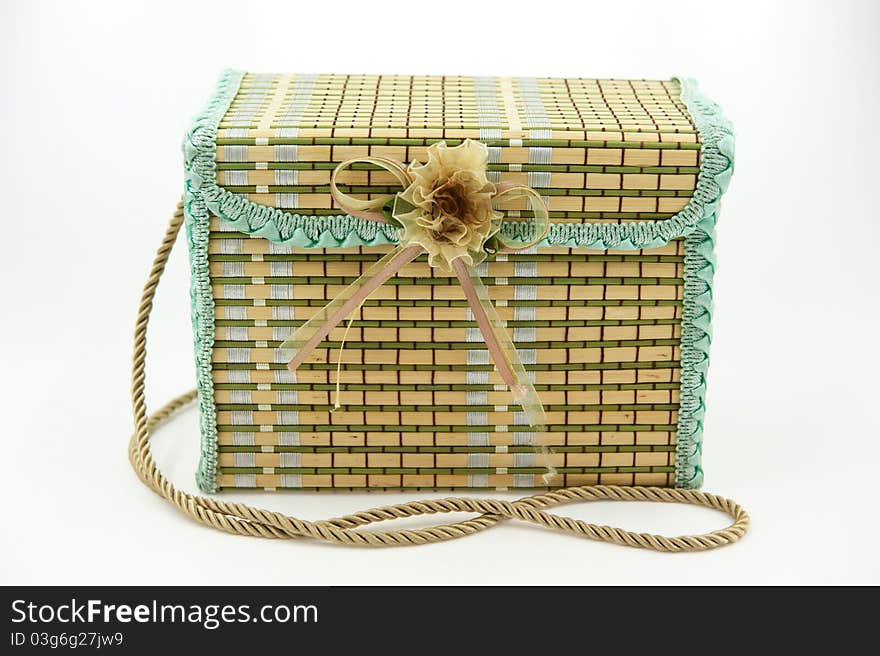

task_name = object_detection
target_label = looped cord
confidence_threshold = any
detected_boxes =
[129,201,750,550]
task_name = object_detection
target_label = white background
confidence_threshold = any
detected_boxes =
[2,0,878,585]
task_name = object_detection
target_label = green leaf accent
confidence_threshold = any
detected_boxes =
[383,198,403,228]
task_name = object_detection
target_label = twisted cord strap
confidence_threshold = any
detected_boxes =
[129,201,750,551]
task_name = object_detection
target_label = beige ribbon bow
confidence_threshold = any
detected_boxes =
[279,140,551,439]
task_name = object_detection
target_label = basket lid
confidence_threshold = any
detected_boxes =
[185,71,733,251]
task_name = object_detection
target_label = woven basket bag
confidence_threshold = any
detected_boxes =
[130,71,748,550]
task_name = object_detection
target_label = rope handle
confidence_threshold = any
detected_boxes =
[129,200,750,550]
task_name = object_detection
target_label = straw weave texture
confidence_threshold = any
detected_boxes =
[208,74,697,491]
[215,74,699,222]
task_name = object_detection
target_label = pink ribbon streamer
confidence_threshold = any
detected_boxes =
[279,144,556,480]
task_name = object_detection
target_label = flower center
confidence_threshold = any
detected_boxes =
[429,178,479,243]
[432,182,470,218]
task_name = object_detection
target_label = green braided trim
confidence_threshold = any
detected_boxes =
[675,214,715,488]
[674,80,735,488]
[185,70,245,492]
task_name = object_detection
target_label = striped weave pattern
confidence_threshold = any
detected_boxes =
[208,74,697,490]
[215,74,700,223]
[210,222,684,490]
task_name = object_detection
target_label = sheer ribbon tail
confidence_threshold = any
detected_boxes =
[450,258,547,431]
[280,244,424,371]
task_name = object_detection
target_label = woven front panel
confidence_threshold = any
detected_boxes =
[208,216,682,490]
[215,74,700,224]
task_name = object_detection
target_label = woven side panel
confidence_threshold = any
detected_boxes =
[207,216,683,491]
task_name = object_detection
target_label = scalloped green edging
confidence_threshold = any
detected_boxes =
[184,70,245,493]
[183,70,734,492]
[675,79,735,488]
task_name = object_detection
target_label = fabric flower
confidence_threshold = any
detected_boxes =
[393,140,502,270]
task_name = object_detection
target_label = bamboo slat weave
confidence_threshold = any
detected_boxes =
[209,218,683,490]
[214,74,700,222]
[207,74,695,490]
[130,202,749,551]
